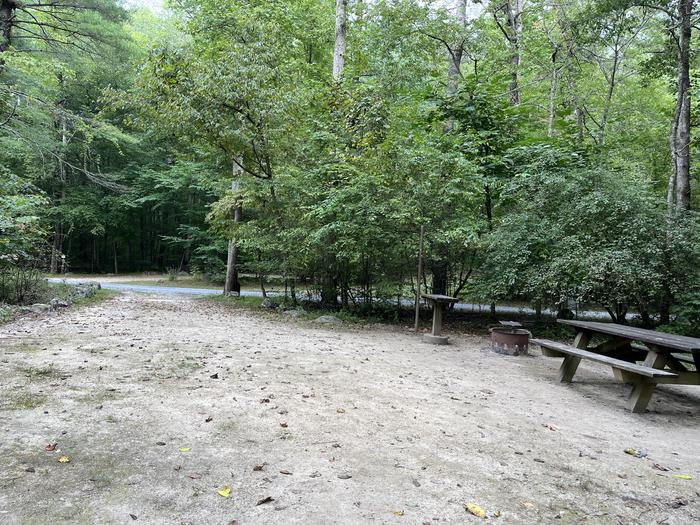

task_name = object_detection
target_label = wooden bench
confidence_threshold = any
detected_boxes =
[628,343,697,368]
[532,338,680,412]
[533,339,678,379]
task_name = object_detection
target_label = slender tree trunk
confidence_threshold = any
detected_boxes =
[548,66,559,137]
[673,0,692,210]
[51,77,68,273]
[598,47,621,147]
[332,0,347,82]
[224,158,243,295]
[668,98,681,214]
[444,0,468,133]
[0,0,13,54]
[50,223,63,274]
[507,0,524,106]
[432,0,469,294]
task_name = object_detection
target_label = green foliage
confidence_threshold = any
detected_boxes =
[1,0,699,334]
[481,145,700,323]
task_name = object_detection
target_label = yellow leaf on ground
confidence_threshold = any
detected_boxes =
[58,456,71,463]
[218,486,232,498]
[673,474,693,480]
[465,503,486,518]
[179,447,191,452]
[393,511,404,517]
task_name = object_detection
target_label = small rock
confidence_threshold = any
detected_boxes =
[338,473,352,479]
[309,471,321,478]
[260,298,277,309]
[315,315,342,325]
[25,467,35,473]
[50,298,70,309]
[30,304,51,314]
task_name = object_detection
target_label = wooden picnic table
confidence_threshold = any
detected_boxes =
[532,320,700,413]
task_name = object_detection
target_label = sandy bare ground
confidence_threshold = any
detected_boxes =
[0,293,698,525]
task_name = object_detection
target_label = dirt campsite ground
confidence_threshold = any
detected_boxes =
[0,292,698,525]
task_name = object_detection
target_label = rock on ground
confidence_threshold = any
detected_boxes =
[0,292,698,524]
[315,315,342,325]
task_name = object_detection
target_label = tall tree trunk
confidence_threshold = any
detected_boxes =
[548,66,558,137]
[432,0,469,295]
[507,0,524,106]
[673,0,693,210]
[51,76,68,273]
[444,0,468,133]
[598,46,621,147]
[0,0,13,54]
[224,158,243,295]
[332,0,347,82]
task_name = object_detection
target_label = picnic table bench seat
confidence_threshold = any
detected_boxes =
[531,339,678,379]
[533,321,700,412]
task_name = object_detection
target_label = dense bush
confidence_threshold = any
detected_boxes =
[480,146,700,324]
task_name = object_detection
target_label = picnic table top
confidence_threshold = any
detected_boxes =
[421,294,459,304]
[558,320,700,353]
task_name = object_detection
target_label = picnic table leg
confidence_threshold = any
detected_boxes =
[628,350,664,413]
[557,331,590,383]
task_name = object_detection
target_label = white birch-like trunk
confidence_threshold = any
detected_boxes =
[673,0,692,210]
[333,0,347,82]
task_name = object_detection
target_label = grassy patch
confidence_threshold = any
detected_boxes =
[72,288,118,307]
[206,295,269,310]
[2,392,47,410]
[177,356,203,370]
[205,294,373,325]
[75,389,122,404]
[20,364,62,380]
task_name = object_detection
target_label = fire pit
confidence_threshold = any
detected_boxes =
[490,321,531,355]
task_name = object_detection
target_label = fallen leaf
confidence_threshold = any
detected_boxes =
[520,501,536,509]
[58,456,71,464]
[205,416,213,423]
[393,511,405,517]
[493,510,502,518]
[253,464,265,472]
[129,514,137,520]
[280,422,288,428]
[465,503,486,518]
[336,408,346,414]
[45,443,57,452]
[256,496,274,506]
[652,463,670,472]
[218,485,232,498]
[210,373,219,379]
[279,469,292,475]
[187,473,202,479]
[624,448,646,458]
[179,447,191,453]
[673,474,693,480]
